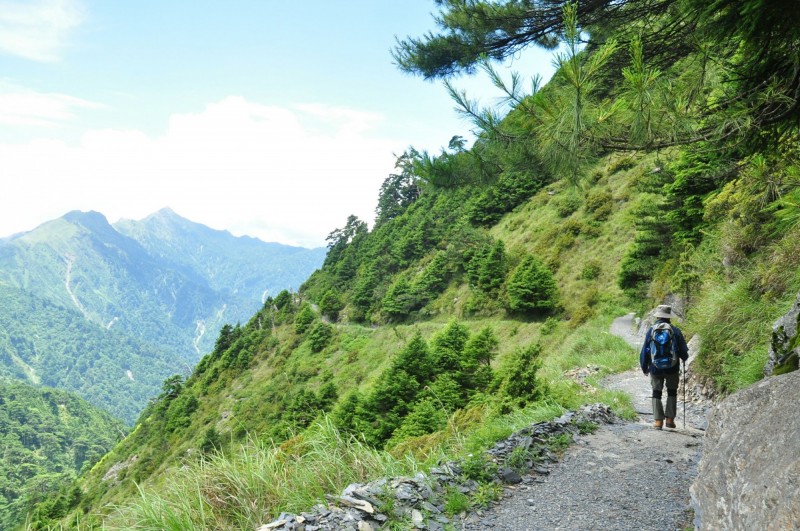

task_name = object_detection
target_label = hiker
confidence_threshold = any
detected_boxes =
[640,305,689,430]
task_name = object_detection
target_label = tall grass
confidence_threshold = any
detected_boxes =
[110,418,418,530]
[691,276,778,393]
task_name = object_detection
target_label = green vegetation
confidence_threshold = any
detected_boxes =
[0,380,124,529]
[0,284,175,424]
[22,0,800,528]
[0,209,325,423]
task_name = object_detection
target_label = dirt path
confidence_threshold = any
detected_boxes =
[462,314,706,530]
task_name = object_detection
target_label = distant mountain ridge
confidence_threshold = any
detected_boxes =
[115,207,323,303]
[0,209,326,423]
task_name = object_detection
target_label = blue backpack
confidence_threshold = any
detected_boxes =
[650,322,678,370]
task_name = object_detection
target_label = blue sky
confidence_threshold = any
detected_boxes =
[0,0,556,247]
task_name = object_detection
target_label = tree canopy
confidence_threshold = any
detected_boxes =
[395,0,800,152]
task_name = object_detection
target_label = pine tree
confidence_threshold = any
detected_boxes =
[507,255,559,312]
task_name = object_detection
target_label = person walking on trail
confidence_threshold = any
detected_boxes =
[640,305,689,430]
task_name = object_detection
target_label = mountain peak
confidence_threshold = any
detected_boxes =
[63,210,110,225]
[152,207,181,219]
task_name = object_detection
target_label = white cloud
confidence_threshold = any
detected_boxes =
[0,0,84,62]
[0,84,103,126]
[0,96,400,247]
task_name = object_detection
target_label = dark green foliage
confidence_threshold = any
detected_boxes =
[499,343,545,409]
[345,324,499,447]
[580,260,602,280]
[350,265,380,321]
[412,251,452,299]
[317,381,339,411]
[304,187,482,323]
[507,256,559,312]
[390,398,448,442]
[617,196,672,294]
[392,332,435,385]
[214,324,239,356]
[431,320,470,373]
[273,290,293,310]
[584,189,614,221]
[0,381,124,529]
[159,375,185,401]
[324,215,368,270]
[464,326,499,389]
[294,304,317,334]
[468,170,549,226]
[664,148,729,244]
[360,368,422,445]
[381,275,415,320]
[467,240,508,293]
[424,374,465,413]
[407,141,484,189]
[460,453,499,482]
[307,322,333,353]
[480,240,509,292]
[319,289,344,322]
[552,191,582,218]
[375,153,421,227]
[331,391,364,435]
[165,392,199,432]
[200,427,221,454]
[286,389,322,429]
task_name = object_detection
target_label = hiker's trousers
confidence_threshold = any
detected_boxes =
[650,372,679,420]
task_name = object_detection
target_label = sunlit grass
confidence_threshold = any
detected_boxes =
[110,418,418,530]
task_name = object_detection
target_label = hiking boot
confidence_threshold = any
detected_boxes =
[653,419,663,430]
[665,418,676,429]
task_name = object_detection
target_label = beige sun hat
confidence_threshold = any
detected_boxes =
[653,305,675,319]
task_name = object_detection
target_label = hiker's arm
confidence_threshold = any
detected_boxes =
[640,329,651,374]
[676,329,690,361]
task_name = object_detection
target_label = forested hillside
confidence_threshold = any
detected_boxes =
[29,0,799,529]
[0,209,325,423]
[0,380,124,530]
[0,285,174,424]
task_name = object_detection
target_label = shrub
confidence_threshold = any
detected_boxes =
[444,488,471,515]
[319,290,344,322]
[460,453,497,482]
[507,255,559,312]
[498,343,545,409]
[580,260,602,280]
[585,189,614,220]
[294,304,317,334]
[307,322,333,353]
[551,191,582,217]
[607,155,636,174]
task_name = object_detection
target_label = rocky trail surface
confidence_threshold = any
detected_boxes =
[461,314,708,531]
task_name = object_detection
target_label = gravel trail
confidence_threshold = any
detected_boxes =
[462,314,706,531]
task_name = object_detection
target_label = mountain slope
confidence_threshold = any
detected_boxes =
[0,209,325,423]
[0,284,175,424]
[0,379,125,530]
[0,211,223,358]
[114,207,326,303]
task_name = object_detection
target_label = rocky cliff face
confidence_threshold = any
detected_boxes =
[690,369,800,529]
[764,291,800,376]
